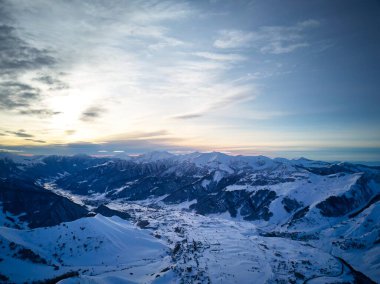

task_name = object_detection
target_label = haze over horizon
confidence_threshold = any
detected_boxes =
[0,0,379,162]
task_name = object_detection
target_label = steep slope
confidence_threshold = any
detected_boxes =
[0,177,88,228]
[0,155,89,229]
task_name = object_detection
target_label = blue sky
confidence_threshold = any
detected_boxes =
[0,0,379,162]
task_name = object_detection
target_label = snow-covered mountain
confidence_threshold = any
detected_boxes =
[0,152,379,283]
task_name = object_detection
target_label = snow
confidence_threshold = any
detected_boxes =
[156,151,280,172]
[290,157,331,168]
[201,179,211,188]
[219,163,234,174]
[165,199,197,210]
[1,192,378,283]
[0,215,169,283]
[43,181,87,206]
[213,171,224,183]
[1,151,379,283]
[0,152,44,166]
[136,151,175,163]
[224,184,247,191]
[0,206,28,229]
[313,201,380,281]
[105,201,347,284]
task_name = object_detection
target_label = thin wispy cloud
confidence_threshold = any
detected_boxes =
[5,129,34,138]
[173,84,257,120]
[173,113,203,120]
[33,74,69,90]
[106,130,170,141]
[192,52,247,62]
[80,106,106,122]
[0,82,41,109]
[209,85,256,111]
[24,138,46,143]
[0,133,197,156]
[214,20,320,54]
[65,130,76,135]
[214,30,255,49]
[19,109,61,117]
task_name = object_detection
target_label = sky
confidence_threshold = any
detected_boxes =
[0,0,379,162]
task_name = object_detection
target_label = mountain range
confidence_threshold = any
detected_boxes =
[0,151,379,283]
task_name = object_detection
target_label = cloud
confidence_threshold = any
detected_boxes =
[173,113,203,120]
[33,74,69,90]
[5,129,34,138]
[126,130,169,139]
[0,148,24,153]
[106,130,170,140]
[24,138,46,143]
[0,79,61,118]
[214,30,254,49]
[192,52,246,62]
[19,109,61,117]
[65,129,76,135]
[129,1,193,23]
[297,19,320,28]
[173,84,256,120]
[260,42,309,55]
[148,38,184,50]
[0,2,66,118]
[214,20,320,54]
[0,25,56,76]
[80,106,106,122]
[209,88,254,111]
[0,135,197,156]
[0,81,41,109]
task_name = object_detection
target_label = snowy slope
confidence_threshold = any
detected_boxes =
[313,201,380,281]
[0,215,171,283]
